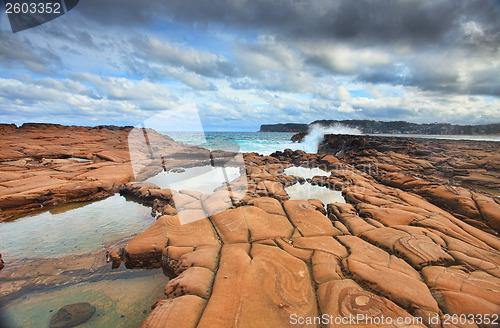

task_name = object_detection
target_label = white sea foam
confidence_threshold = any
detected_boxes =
[301,124,362,153]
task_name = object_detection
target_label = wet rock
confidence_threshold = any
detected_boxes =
[164,267,215,299]
[50,302,96,328]
[290,132,307,143]
[123,216,170,268]
[106,249,123,269]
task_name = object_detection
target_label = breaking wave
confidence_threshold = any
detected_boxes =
[301,124,362,153]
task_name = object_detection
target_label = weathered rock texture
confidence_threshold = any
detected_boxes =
[114,135,500,328]
[318,134,500,233]
[2,125,499,328]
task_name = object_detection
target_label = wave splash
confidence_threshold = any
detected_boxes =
[301,124,362,153]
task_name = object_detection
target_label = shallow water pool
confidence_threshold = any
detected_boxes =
[0,194,169,328]
[0,269,167,328]
[0,194,153,260]
[286,182,345,205]
[284,166,330,179]
[146,165,242,194]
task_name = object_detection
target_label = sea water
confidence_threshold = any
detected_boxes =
[0,195,167,328]
[165,131,302,155]
[146,165,241,194]
[164,130,499,157]
[0,194,153,260]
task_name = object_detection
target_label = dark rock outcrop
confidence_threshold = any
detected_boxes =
[50,302,96,328]
[280,119,500,134]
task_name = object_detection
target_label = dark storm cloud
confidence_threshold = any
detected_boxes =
[71,0,500,97]
[77,0,500,48]
[358,51,500,96]
[0,32,62,74]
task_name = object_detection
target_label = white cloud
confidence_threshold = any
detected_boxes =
[134,37,232,78]
[0,76,185,126]
[335,86,351,101]
[0,2,499,129]
[299,43,392,75]
[462,21,485,39]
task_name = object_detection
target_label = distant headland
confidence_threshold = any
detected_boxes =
[259,120,500,135]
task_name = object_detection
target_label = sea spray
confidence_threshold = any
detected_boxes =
[301,124,362,153]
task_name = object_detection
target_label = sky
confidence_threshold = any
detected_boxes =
[0,0,499,131]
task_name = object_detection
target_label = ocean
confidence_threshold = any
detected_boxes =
[163,130,500,155]
[164,131,305,155]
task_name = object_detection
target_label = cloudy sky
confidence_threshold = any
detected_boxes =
[0,0,499,131]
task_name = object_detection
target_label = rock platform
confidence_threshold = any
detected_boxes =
[0,123,211,221]
[118,141,499,328]
[1,125,499,328]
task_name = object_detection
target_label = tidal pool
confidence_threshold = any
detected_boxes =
[0,194,153,260]
[286,182,345,204]
[146,165,242,194]
[284,166,329,179]
[0,194,169,328]
[284,166,344,204]
[0,270,167,328]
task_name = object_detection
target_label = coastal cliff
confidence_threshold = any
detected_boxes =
[261,120,500,134]
[259,123,308,132]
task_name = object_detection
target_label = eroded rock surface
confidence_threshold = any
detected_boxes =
[318,134,500,234]
[0,124,215,221]
[114,136,500,328]
[2,126,499,327]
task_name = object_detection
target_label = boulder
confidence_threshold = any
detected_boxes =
[50,302,96,328]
